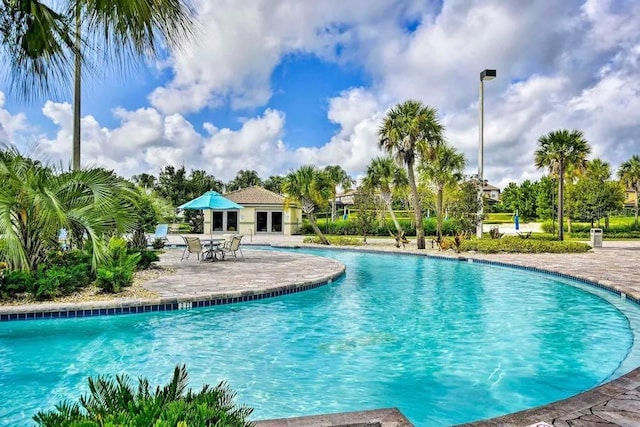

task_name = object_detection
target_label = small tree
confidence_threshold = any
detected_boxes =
[352,186,379,244]
[284,165,331,245]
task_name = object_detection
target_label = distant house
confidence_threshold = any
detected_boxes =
[482,183,501,205]
[220,186,302,236]
[335,189,358,208]
[624,188,638,211]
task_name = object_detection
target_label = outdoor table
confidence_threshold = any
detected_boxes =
[200,238,224,261]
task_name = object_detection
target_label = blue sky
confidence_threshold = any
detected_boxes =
[1,0,639,188]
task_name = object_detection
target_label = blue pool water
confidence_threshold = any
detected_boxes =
[1,248,639,426]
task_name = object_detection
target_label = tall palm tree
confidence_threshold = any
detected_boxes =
[1,0,194,170]
[226,170,262,192]
[0,147,137,271]
[324,165,355,221]
[420,144,465,240]
[618,155,640,226]
[284,165,331,245]
[534,129,591,241]
[362,156,408,234]
[378,100,445,249]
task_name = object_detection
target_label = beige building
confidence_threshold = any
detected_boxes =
[204,186,302,236]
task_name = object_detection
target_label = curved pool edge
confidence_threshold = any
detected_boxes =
[284,243,640,426]
[0,250,346,321]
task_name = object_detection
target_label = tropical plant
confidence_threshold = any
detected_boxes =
[95,237,140,293]
[33,364,254,426]
[378,100,445,249]
[534,129,591,240]
[226,170,262,192]
[284,165,331,245]
[362,156,408,234]
[323,165,355,221]
[263,175,286,194]
[419,143,465,239]
[1,0,194,170]
[352,186,380,243]
[0,148,137,271]
[618,155,640,226]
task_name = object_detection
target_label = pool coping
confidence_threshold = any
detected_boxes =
[0,250,346,321]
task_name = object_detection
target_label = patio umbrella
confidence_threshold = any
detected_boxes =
[178,191,244,236]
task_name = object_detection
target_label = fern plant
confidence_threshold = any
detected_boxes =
[33,365,254,426]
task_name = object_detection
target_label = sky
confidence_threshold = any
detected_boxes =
[1,0,639,189]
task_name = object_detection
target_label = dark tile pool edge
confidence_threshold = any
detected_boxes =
[0,266,346,322]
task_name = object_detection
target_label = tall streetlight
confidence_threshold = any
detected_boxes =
[477,69,496,239]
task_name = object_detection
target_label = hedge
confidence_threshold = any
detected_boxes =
[460,236,591,253]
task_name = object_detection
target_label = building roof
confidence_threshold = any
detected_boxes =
[483,184,501,191]
[224,186,286,205]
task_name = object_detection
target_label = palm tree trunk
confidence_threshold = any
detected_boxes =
[72,7,81,171]
[331,195,337,222]
[436,185,444,239]
[407,161,425,249]
[307,212,330,245]
[558,164,565,241]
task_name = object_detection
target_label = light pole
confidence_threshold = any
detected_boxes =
[477,69,496,239]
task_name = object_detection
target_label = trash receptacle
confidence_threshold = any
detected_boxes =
[590,228,603,248]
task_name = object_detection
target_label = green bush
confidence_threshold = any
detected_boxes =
[303,236,363,245]
[0,270,35,298]
[300,217,466,237]
[95,238,141,293]
[460,236,591,253]
[129,249,160,270]
[33,364,254,427]
[151,238,165,250]
[32,264,90,300]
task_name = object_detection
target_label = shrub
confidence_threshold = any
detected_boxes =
[130,249,160,270]
[152,238,166,250]
[303,236,363,245]
[33,364,254,427]
[95,238,141,293]
[460,236,591,253]
[0,270,35,299]
[31,264,90,300]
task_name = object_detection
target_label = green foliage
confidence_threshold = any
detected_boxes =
[151,238,166,250]
[460,236,591,253]
[0,270,35,299]
[303,236,363,245]
[33,364,254,427]
[352,187,379,242]
[95,238,141,293]
[129,249,160,270]
[32,263,91,300]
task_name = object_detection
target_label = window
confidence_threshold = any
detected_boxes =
[227,211,238,232]
[256,212,268,232]
[212,212,223,231]
[271,212,283,232]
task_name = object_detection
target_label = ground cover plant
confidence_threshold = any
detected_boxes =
[460,236,591,253]
[33,365,254,427]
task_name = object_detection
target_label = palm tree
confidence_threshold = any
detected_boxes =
[420,144,465,240]
[1,0,194,170]
[378,100,445,249]
[618,155,640,226]
[0,147,137,271]
[324,165,355,221]
[534,129,591,241]
[362,156,408,234]
[226,170,262,192]
[284,165,331,245]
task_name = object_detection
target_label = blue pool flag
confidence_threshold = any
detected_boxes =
[514,213,520,230]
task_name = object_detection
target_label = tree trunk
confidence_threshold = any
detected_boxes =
[558,164,565,241]
[407,161,425,249]
[331,194,337,222]
[383,191,402,233]
[436,184,444,239]
[307,212,330,245]
[72,8,81,171]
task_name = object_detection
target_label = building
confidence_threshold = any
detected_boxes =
[482,183,501,205]
[218,186,302,236]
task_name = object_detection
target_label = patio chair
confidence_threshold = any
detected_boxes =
[216,235,244,261]
[148,224,169,245]
[181,236,204,261]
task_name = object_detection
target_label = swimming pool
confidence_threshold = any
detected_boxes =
[1,248,639,426]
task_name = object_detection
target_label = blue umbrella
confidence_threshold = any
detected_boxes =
[178,191,243,237]
[178,191,243,211]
